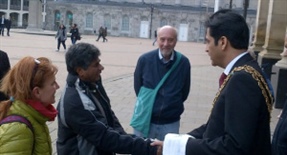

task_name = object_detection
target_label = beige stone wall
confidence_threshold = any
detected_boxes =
[45,0,258,42]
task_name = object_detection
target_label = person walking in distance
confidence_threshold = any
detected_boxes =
[5,16,11,36]
[70,23,79,45]
[103,27,108,42]
[55,24,67,52]
[96,26,104,42]
[0,15,6,36]
[152,30,157,46]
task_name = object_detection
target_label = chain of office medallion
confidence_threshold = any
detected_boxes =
[212,65,273,120]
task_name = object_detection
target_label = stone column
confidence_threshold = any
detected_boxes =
[20,0,23,11]
[250,0,269,56]
[18,13,23,27]
[26,0,43,31]
[267,0,287,109]
[257,0,286,79]
[7,0,10,10]
[272,29,287,108]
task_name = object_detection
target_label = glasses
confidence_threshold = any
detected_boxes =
[30,59,40,89]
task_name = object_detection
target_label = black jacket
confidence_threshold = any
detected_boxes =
[57,74,157,155]
[272,99,287,155]
[0,50,10,101]
[186,53,273,155]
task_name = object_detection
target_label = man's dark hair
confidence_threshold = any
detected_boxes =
[205,9,250,49]
[65,43,101,75]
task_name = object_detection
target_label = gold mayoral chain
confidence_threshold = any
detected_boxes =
[212,65,273,120]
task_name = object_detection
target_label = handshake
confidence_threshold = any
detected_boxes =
[150,133,193,155]
[151,139,163,155]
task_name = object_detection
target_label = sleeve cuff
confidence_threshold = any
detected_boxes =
[163,133,195,155]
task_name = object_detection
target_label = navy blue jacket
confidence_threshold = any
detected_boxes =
[134,49,191,124]
[272,99,287,155]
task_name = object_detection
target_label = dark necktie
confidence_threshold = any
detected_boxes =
[219,73,227,87]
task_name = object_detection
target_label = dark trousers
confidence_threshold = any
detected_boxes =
[57,39,66,50]
[0,24,5,36]
[6,28,10,36]
[96,34,104,42]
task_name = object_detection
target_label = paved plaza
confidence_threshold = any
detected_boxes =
[0,30,281,155]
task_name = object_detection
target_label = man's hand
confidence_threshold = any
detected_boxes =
[151,139,163,155]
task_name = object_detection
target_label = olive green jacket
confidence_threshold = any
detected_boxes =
[0,100,52,155]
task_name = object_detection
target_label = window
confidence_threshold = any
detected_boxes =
[121,15,129,31]
[86,13,93,28]
[10,0,20,5]
[160,18,168,27]
[104,14,111,30]
[66,11,73,27]
[198,21,206,42]
[54,10,61,30]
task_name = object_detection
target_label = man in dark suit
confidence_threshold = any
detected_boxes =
[0,15,5,36]
[152,9,273,155]
[5,16,11,36]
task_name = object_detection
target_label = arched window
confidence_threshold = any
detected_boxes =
[86,12,93,28]
[160,18,168,27]
[121,15,129,31]
[54,10,61,30]
[66,11,73,27]
[104,14,111,30]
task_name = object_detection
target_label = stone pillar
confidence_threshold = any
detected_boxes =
[250,0,269,57]
[7,0,10,10]
[272,31,287,108]
[18,13,23,27]
[257,0,286,79]
[26,0,43,31]
[20,0,23,11]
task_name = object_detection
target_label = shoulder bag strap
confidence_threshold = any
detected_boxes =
[0,114,35,154]
[0,114,34,132]
[154,52,182,91]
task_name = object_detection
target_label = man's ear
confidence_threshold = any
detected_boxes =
[76,67,84,78]
[219,36,228,50]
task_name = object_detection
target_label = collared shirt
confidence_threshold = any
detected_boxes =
[1,18,4,24]
[158,49,174,64]
[223,52,248,75]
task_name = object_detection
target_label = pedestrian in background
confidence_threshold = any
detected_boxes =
[96,26,104,42]
[5,16,11,36]
[152,30,157,46]
[0,15,6,36]
[70,23,79,45]
[103,27,108,42]
[0,56,60,155]
[55,24,67,52]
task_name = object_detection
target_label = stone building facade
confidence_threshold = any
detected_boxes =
[0,0,258,42]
